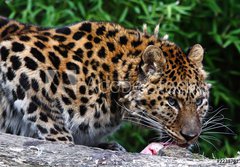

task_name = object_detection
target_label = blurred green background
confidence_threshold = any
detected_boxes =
[0,0,239,158]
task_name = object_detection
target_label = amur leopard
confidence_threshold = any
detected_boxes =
[0,16,211,150]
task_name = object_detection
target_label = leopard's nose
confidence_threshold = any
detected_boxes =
[180,130,198,142]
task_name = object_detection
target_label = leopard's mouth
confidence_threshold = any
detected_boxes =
[163,129,199,148]
[176,142,190,148]
[172,137,196,148]
[161,141,190,148]
[161,132,194,148]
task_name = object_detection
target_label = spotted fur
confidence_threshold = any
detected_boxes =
[0,16,210,149]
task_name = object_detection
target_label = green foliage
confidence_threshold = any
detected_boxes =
[0,0,239,158]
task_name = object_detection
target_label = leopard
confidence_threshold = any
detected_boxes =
[0,16,211,151]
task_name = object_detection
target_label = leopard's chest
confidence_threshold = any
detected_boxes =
[61,89,123,145]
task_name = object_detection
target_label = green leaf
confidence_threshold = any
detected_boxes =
[119,7,128,22]
[140,0,149,17]
[213,34,223,45]
[229,29,240,35]
[234,42,240,53]
[77,2,86,17]
[223,40,232,48]
[205,0,222,14]
[167,5,172,18]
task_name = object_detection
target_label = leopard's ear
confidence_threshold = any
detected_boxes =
[141,45,166,74]
[188,44,204,68]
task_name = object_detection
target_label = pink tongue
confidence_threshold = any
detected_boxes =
[140,141,191,155]
[140,142,164,155]
[140,142,177,155]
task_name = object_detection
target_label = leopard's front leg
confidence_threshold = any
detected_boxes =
[24,99,74,144]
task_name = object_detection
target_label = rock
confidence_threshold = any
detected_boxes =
[0,132,237,166]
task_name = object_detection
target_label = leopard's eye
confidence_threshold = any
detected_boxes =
[167,97,179,108]
[196,98,203,106]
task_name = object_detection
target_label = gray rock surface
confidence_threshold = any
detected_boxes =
[0,132,238,166]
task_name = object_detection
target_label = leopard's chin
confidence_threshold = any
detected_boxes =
[169,138,190,148]
[176,143,190,148]
[174,139,196,148]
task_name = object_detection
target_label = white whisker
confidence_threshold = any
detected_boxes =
[200,136,219,151]
[124,117,162,132]
[199,106,233,152]
[203,107,226,125]
[202,122,234,134]
[200,134,221,142]
[203,131,234,135]
[114,100,171,142]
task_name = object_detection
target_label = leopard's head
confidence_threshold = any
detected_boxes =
[121,43,211,146]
